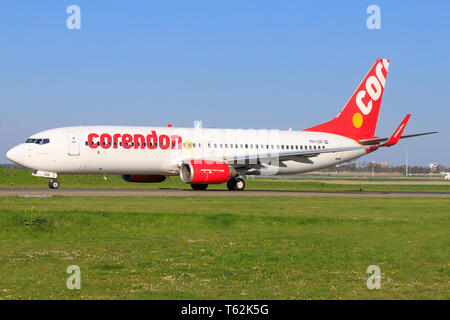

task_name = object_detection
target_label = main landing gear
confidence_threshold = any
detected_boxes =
[227,177,245,191]
[190,177,246,191]
[48,179,60,189]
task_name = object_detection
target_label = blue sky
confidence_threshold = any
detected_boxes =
[1,1,449,165]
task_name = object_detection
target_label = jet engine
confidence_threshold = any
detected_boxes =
[179,160,233,184]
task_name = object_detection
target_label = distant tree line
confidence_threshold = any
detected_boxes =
[331,162,449,174]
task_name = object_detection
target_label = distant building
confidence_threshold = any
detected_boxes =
[429,163,438,172]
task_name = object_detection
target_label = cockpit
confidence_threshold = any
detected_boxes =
[25,138,50,145]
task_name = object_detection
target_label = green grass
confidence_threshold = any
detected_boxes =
[1,169,450,192]
[0,196,448,299]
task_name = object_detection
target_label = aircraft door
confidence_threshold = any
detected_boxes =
[67,131,80,156]
[334,137,342,161]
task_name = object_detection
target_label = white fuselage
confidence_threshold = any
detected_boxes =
[6,126,367,177]
[7,126,366,175]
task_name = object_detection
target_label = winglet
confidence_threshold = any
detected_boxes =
[382,114,411,147]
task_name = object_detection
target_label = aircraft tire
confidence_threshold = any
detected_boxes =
[227,178,245,191]
[48,179,60,189]
[234,178,245,191]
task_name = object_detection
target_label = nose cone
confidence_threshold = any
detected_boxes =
[6,146,24,165]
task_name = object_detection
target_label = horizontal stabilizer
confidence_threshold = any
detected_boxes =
[360,131,439,146]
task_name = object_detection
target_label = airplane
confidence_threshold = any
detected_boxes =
[6,59,438,191]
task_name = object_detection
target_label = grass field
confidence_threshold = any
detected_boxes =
[1,169,450,193]
[0,196,448,299]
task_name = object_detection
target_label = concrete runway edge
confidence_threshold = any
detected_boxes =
[0,188,448,198]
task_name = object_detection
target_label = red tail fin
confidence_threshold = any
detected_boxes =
[304,59,390,140]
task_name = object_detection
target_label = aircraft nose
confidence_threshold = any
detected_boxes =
[6,146,23,164]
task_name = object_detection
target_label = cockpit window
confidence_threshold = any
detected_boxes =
[25,138,50,145]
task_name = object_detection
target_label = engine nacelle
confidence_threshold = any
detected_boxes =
[180,160,231,184]
[121,175,166,183]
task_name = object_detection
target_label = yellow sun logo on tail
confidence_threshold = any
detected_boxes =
[352,112,363,128]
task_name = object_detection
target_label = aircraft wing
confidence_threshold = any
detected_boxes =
[223,145,370,165]
[178,145,372,169]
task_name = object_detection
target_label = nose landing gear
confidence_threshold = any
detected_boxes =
[48,179,60,189]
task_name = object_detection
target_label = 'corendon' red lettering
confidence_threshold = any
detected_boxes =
[88,133,99,149]
[159,134,170,150]
[122,134,133,149]
[113,134,121,149]
[147,131,158,149]
[134,134,145,149]
[87,131,183,150]
[171,135,182,149]
[100,134,112,149]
